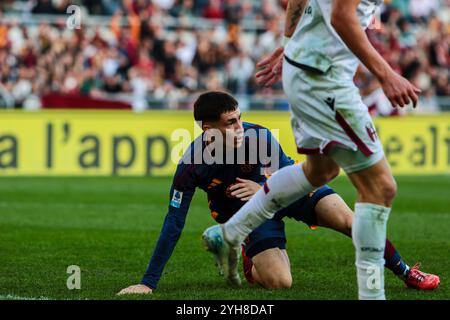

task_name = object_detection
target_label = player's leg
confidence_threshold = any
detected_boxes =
[346,156,396,206]
[302,154,341,188]
[241,218,292,289]
[203,219,292,289]
[281,188,409,281]
[274,187,439,290]
[222,154,340,247]
[329,145,392,299]
[313,193,411,280]
[343,155,440,293]
[246,248,292,289]
[222,59,346,247]
[313,193,439,289]
[202,225,241,286]
[314,193,353,235]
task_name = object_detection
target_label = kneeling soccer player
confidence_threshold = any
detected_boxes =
[117,91,438,295]
[202,186,439,290]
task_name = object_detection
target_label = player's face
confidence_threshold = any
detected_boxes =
[217,108,244,148]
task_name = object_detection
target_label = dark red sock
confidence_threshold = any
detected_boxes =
[384,239,409,277]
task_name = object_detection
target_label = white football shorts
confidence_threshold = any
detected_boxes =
[282,57,385,174]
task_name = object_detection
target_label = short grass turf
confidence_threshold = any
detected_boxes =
[0,176,449,300]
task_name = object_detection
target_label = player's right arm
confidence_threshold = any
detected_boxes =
[331,0,420,108]
[117,162,197,295]
[255,0,309,86]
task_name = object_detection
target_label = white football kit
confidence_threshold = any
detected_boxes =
[283,0,384,173]
[222,0,391,301]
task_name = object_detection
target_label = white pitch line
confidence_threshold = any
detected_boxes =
[0,294,89,300]
[0,294,51,300]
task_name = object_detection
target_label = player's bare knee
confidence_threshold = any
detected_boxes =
[281,274,293,289]
[381,178,397,205]
[357,175,397,206]
[263,274,292,289]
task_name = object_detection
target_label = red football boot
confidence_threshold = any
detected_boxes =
[241,244,255,284]
[405,263,440,290]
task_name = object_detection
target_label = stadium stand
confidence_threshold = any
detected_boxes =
[0,0,448,112]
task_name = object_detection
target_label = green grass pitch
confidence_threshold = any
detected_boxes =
[0,176,449,300]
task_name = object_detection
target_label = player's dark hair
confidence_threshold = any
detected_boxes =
[193,91,238,122]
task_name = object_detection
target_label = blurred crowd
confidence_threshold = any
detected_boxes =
[0,0,449,112]
[360,0,450,115]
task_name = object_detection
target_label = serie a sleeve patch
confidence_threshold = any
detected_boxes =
[170,190,183,208]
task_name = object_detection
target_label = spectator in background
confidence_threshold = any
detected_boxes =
[397,17,416,48]
[259,0,283,20]
[227,47,254,95]
[223,0,242,25]
[102,0,123,15]
[32,0,55,14]
[152,0,175,11]
[408,0,439,22]
[192,34,219,74]
[128,66,151,112]
[170,0,195,19]
[388,0,410,17]
[11,66,33,106]
[356,66,400,117]
[175,38,196,67]
[435,72,450,97]
[160,40,178,81]
[241,1,257,21]
[256,18,282,57]
[202,0,223,20]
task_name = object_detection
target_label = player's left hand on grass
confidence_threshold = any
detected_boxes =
[255,47,284,87]
[117,284,153,295]
[230,178,262,201]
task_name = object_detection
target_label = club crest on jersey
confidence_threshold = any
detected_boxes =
[170,189,183,208]
[366,122,378,142]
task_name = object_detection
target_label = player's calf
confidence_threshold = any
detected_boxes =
[315,193,353,236]
[347,158,394,299]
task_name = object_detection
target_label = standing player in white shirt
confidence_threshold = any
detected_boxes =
[221,0,421,300]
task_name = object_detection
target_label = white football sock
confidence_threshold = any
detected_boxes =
[222,163,314,246]
[352,203,391,300]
